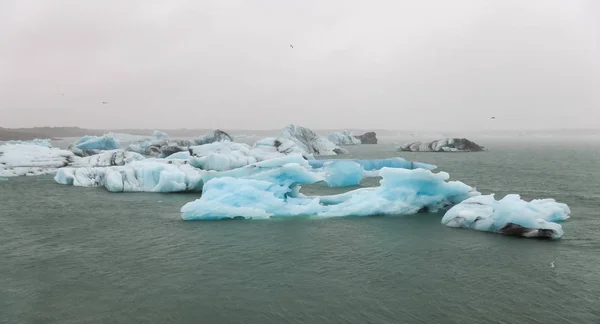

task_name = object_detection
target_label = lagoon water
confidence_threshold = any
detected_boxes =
[1,139,600,323]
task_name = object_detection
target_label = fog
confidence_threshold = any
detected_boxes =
[1,0,599,130]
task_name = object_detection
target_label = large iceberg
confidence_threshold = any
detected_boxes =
[70,149,146,167]
[1,139,52,147]
[55,160,203,192]
[253,137,314,159]
[275,124,346,156]
[327,131,361,146]
[398,138,484,152]
[441,194,570,239]
[194,129,233,145]
[0,143,75,177]
[181,167,479,220]
[354,132,378,144]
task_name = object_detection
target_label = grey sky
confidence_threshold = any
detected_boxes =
[1,0,599,130]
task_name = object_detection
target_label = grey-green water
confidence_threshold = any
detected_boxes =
[1,140,600,323]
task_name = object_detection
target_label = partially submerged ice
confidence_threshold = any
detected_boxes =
[308,158,436,171]
[275,124,346,156]
[441,194,570,239]
[398,138,484,152]
[327,131,361,146]
[181,168,479,220]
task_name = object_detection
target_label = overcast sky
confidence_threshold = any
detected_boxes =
[1,0,599,130]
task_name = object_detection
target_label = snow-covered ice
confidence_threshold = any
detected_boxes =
[0,143,75,177]
[181,167,479,220]
[327,131,361,146]
[441,194,570,239]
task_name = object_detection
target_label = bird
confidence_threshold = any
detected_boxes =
[491,116,495,119]
[290,44,294,48]
[102,101,108,104]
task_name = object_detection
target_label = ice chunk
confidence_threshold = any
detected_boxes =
[1,139,52,147]
[276,124,346,156]
[398,138,485,152]
[327,131,361,146]
[308,158,437,171]
[55,160,203,192]
[165,151,192,159]
[194,129,233,145]
[253,137,314,159]
[71,135,120,152]
[323,160,363,187]
[441,194,570,239]
[70,149,146,167]
[181,167,478,220]
[128,130,191,157]
[0,143,75,177]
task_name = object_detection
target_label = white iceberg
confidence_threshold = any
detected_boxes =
[327,131,361,146]
[441,194,570,239]
[180,167,479,220]
[0,143,75,177]
[128,130,191,157]
[275,124,346,156]
[1,139,52,147]
[70,149,146,167]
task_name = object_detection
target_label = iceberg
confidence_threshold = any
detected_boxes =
[441,194,570,239]
[397,138,484,152]
[69,135,120,156]
[327,131,361,146]
[0,143,75,177]
[308,158,436,171]
[275,124,346,156]
[323,160,363,187]
[70,149,146,167]
[181,167,479,220]
[194,129,233,145]
[354,132,378,144]
[55,160,204,192]
[1,138,52,147]
[128,131,191,157]
[253,137,314,159]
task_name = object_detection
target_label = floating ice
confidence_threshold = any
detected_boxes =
[308,158,436,171]
[70,149,146,167]
[1,139,52,147]
[0,143,75,177]
[55,160,203,192]
[165,151,192,160]
[70,135,120,155]
[323,160,363,187]
[397,138,484,152]
[128,131,191,157]
[441,194,570,239]
[194,129,233,145]
[276,124,346,156]
[181,167,478,220]
[253,137,314,159]
[327,131,361,146]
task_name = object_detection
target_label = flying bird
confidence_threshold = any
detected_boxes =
[102,101,108,104]
[290,44,294,48]
[491,116,495,119]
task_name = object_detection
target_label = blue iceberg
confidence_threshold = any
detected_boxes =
[308,158,436,171]
[441,194,570,239]
[72,135,120,151]
[323,160,363,187]
[181,167,478,220]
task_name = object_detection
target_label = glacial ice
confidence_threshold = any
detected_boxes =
[70,149,146,167]
[181,167,479,220]
[128,131,191,157]
[1,139,52,147]
[308,158,437,171]
[441,194,570,239]
[323,160,363,187]
[276,124,346,156]
[194,129,233,145]
[165,151,192,159]
[71,135,120,153]
[0,143,75,177]
[253,137,314,159]
[327,131,361,146]
[55,160,203,192]
[397,138,484,152]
